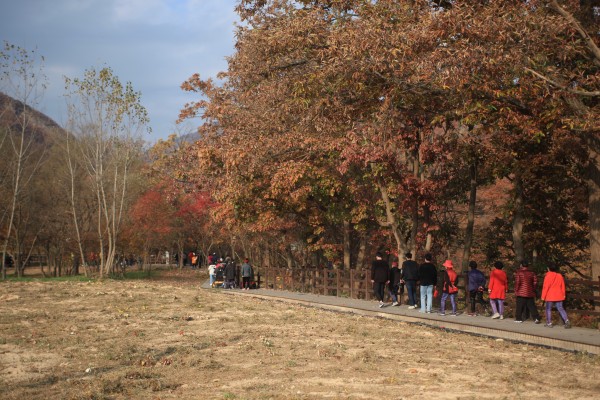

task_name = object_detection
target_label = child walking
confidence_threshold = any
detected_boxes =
[488,261,508,319]
[541,264,571,329]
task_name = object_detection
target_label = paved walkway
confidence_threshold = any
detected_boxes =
[202,282,600,355]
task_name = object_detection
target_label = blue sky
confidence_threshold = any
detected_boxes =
[0,0,239,143]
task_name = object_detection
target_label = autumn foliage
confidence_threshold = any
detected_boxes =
[172,1,600,276]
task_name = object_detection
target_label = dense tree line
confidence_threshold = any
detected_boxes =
[1,1,598,283]
[176,0,599,279]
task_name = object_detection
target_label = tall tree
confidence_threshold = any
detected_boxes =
[524,0,600,281]
[0,42,47,279]
[64,67,149,277]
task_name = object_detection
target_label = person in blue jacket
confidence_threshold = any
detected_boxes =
[467,261,488,316]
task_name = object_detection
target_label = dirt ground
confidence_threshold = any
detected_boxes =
[1,269,599,400]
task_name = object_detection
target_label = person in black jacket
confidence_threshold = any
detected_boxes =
[418,253,438,313]
[224,257,236,289]
[371,253,390,308]
[401,252,419,309]
[388,261,402,306]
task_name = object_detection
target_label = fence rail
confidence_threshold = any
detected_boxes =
[253,266,600,317]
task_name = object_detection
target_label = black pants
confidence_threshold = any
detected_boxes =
[242,277,251,289]
[469,290,487,313]
[373,282,386,302]
[516,296,540,321]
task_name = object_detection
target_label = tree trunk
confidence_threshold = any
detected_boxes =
[587,133,600,309]
[462,160,478,272]
[376,182,406,259]
[512,173,525,267]
[356,232,367,270]
[410,155,420,254]
[177,240,184,269]
[343,220,351,269]
[286,245,294,268]
[66,134,88,278]
[423,205,433,252]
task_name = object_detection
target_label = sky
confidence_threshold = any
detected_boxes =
[0,0,240,143]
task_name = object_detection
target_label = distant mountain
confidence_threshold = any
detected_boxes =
[176,130,201,144]
[0,91,65,144]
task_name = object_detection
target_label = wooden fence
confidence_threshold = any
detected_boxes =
[564,278,600,316]
[253,266,600,317]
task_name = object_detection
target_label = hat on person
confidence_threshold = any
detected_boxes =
[443,260,454,269]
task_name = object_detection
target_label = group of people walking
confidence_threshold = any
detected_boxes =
[208,256,255,290]
[371,253,572,329]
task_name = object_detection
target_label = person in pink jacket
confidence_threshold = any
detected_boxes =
[488,261,508,320]
[541,264,571,329]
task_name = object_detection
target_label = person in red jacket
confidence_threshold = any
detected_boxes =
[513,260,541,324]
[439,260,459,316]
[488,261,508,320]
[541,264,571,328]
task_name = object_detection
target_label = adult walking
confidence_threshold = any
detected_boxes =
[439,260,459,316]
[241,258,254,290]
[388,261,402,306]
[488,261,508,319]
[224,257,237,289]
[401,252,419,309]
[467,261,488,316]
[541,264,571,328]
[418,253,437,313]
[514,260,541,324]
[371,253,390,308]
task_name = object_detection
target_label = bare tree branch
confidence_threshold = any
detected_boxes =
[524,67,600,97]
[548,0,600,66]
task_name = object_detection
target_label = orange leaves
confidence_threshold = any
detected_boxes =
[169,0,597,262]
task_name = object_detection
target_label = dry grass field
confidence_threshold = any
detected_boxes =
[1,268,599,399]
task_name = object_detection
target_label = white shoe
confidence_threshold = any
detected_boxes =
[378,301,384,308]
[392,302,399,306]
[491,313,500,319]
[408,305,416,309]
[499,315,504,320]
